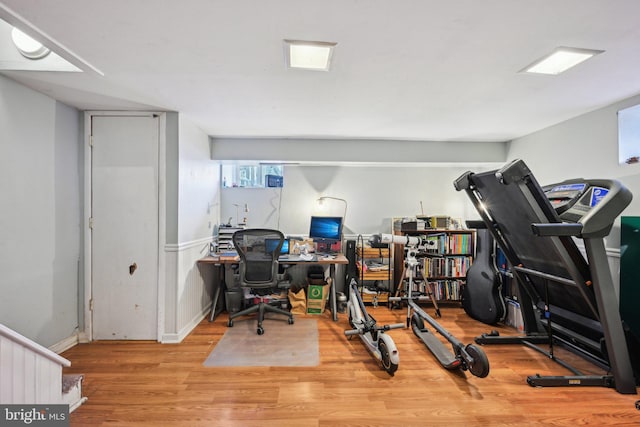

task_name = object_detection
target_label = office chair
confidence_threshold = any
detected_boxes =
[227,228,294,335]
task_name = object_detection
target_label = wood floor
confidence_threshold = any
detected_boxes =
[62,306,640,426]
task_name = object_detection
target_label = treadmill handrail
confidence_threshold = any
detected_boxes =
[531,223,583,237]
[513,266,578,288]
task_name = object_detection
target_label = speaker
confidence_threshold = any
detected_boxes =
[345,239,358,283]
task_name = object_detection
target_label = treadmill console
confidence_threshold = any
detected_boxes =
[544,178,631,237]
[559,186,610,223]
[544,182,588,214]
[544,181,610,221]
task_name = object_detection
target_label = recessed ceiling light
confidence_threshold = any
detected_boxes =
[522,47,604,75]
[284,40,336,71]
[11,27,51,60]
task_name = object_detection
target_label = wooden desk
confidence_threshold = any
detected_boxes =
[197,255,236,321]
[198,254,348,321]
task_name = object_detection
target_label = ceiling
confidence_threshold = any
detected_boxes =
[1,0,640,143]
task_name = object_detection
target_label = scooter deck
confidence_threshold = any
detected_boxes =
[412,324,461,370]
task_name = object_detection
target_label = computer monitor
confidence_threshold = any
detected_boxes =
[264,238,289,255]
[309,216,343,245]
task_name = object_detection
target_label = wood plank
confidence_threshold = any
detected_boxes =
[62,308,640,426]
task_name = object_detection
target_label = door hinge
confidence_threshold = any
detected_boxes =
[89,298,94,311]
[89,217,94,229]
[89,135,94,147]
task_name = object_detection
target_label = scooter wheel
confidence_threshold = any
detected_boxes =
[465,344,490,378]
[378,339,398,376]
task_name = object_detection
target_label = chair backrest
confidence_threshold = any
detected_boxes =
[232,228,284,288]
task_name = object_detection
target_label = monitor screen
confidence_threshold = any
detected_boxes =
[309,216,343,243]
[264,238,289,255]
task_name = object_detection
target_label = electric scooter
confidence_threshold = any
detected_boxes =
[344,278,404,375]
[373,233,490,378]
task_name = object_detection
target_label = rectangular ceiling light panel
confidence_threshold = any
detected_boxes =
[523,47,604,75]
[284,40,336,71]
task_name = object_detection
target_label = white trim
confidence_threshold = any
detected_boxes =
[574,241,620,258]
[606,247,620,258]
[83,113,92,341]
[165,236,213,252]
[161,303,211,344]
[77,331,91,344]
[48,333,79,354]
[69,397,88,413]
[157,112,167,344]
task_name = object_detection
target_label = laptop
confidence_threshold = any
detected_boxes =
[264,238,289,258]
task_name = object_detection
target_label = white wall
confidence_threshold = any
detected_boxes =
[163,115,220,342]
[507,92,640,248]
[507,93,640,298]
[178,116,220,243]
[221,164,496,237]
[0,75,81,348]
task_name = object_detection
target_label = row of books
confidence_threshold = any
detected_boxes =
[425,233,473,255]
[423,256,472,278]
[430,280,463,301]
[406,280,463,301]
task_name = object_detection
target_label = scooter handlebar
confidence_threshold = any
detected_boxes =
[345,322,404,336]
[384,323,405,330]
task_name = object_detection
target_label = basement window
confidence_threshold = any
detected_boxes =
[222,164,283,188]
[619,104,640,165]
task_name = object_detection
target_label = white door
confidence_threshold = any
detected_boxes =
[91,115,159,340]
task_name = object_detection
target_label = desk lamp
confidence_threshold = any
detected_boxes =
[316,196,347,220]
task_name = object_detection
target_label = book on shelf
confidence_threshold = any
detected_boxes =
[423,256,471,278]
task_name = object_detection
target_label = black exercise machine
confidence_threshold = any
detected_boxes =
[454,159,637,394]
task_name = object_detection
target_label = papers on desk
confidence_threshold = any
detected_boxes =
[279,254,318,262]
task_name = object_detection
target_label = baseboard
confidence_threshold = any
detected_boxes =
[77,331,91,344]
[161,303,212,344]
[49,333,79,354]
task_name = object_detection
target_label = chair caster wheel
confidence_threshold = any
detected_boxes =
[227,319,234,327]
[257,327,264,335]
[288,318,294,325]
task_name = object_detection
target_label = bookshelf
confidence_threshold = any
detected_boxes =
[356,244,393,306]
[422,231,473,301]
[393,219,475,303]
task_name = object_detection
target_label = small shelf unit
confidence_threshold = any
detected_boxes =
[356,244,393,306]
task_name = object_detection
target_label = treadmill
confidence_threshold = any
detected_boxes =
[454,159,637,394]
